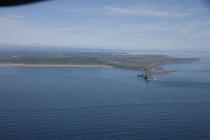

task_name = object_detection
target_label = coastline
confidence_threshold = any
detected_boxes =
[0,63,113,68]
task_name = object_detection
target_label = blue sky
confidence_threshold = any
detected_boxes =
[0,0,210,50]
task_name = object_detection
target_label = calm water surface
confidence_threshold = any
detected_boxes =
[0,52,210,140]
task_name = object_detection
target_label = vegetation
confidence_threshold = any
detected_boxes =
[0,50,198,75]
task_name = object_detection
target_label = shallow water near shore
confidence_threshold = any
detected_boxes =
[0,51,210,140]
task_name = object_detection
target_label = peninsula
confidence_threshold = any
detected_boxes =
[0,49,198,79]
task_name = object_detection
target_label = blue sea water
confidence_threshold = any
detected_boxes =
[0,51,210,140]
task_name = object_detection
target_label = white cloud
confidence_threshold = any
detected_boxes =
[57,6,102,16]
[119,20,210,35]
[188,8,209,12]
[0,15,139,48]
[58,4,193,18]
[104,6,192,18]
[0,13,209,50]
[0,14,25,24]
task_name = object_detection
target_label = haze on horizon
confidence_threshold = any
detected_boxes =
[0,0,210,51]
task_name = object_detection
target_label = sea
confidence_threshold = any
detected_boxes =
[0,51,210,140]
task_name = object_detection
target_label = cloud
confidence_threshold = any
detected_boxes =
[58,4,194,18]
[119,19,210,34]
[0,14,25,24]
[58,6,81,13]
[0,12,209,50]
[0,14,139,47]
[57,6,102,16]
[188,8,209,12]
[103,5,192,18]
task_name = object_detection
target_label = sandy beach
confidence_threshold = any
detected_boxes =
[0,63,113,68]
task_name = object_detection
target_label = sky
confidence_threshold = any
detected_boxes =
[0,0,210,51]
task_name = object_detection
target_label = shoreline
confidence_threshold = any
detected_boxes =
[0,63,177,75]
[0,63,113,68]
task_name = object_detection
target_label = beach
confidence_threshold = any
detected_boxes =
[0,63,113,68]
